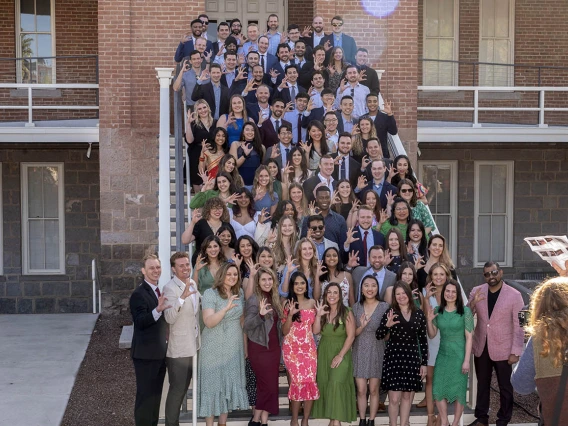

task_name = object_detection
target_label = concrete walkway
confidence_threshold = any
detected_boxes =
[0,314,98,426]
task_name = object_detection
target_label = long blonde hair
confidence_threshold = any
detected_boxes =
[194,99,214,129]
[252,165,276,201]
[528,277,568,368]
[288,182,308,217]
[273,215,299,268]
[352,117,377,157]
[253,267,283,318]
[295,238,318,280]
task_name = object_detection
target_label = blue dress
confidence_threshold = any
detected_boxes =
[245,185,279,212]
[226,117,244,147]
[237,143,261,185]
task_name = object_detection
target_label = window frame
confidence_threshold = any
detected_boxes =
[473,160,514,267]
[15,0,57,84]
[21,162,65,275]
[417,160,458,265]
[422,0,459,86]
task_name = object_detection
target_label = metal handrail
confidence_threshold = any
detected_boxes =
[91,258,102,314]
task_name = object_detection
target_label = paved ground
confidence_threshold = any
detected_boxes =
[0,314,98,426]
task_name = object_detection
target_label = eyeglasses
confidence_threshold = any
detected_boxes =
[310,225,324,231]
[332,23,343,27]
[324,118,338,122]
[395,207,408,212]
[483,270,500,278]
[400,188,414,194]
[201,20,209,25]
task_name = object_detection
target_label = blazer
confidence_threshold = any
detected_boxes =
[243,293,282,348]
[275,84,306,105]
[174,39,214,63]
[129,281,168,360]
[342,228,386,265]
[319,33,358,65]
[301,33,329,49]
[270,59,296,87]
[468,283,525,361]
[364,112,398,159]
[359,65,380,94]
[163,277,201,359]
[258,117,291,149]
[303,174,338,203]
[332,153,362,188]
[357,179,398,209]
[191,82,230,117]
[263,143,295,169]
[259,52,279,75]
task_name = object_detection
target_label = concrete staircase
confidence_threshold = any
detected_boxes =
[169,136,189,254]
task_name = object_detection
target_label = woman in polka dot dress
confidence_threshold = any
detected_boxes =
[376,281,428,426]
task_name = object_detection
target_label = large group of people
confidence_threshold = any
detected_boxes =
[128,11,555,426]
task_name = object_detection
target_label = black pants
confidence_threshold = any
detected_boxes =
[165,357,193,426]
[133,357,167,426]
[473,343,514,426]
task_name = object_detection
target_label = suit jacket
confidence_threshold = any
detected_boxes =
[332,153,361,188]
[320,33,358,65]
[220,71,239,89]
[362,158,393,181]
[259,52,279,75]
[263,143,295,169]
[357,179,398,209]
[469,283,525,361]
[303,174,338,203]
[364,112,398,159]
[258,117,291,149]
[301,33,329,49]
[191,82,230,117]
[174,39,214,63]
[275,84,306,105]
[359,65,380,94]
[304,106,325,124]
[342,228,386,266]
[129,281,168,360]
[352,266,396,302]
[163,277,201,358]
[270,59,296,87]
[335,111,356,134]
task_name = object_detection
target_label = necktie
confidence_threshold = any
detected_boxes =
[340,157,346,180]
[155,287,161,299]
[275,119,281,132]
[285,147,290,164]
[290,85,296,102]
[362,230,369,266]
[260,54,265,71]
[297,113,302,143]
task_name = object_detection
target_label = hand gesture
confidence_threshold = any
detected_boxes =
[278,77,290,90]
[286,300,300,317]
[216,43,225,57]
[197,68,210,82]
[270,145,280,159]
[323,39,332,51]
[266,228,277,245]
[345,227,360,245]
[191,209,202,224]
[313,61,322,71]
[203,50,213,63]
[350,124,360,136]
[301,25,312,37]
[385,309,400,328]
[201,139,213,155]
[427,306,438,322]
[224,294,240,312]
[551,259,568,277]
[180,31,192,43]
[298,140,312,154]
[386,190,395,207]
[187,110,197,125]
[327,63,335,75]
[387,165,397,180]
[224,113,237,128]
[181,281,197,300]
[339,78,348,93]
[307,200,318,216]
[383,249,393,267]
[331,354,344,368]
[235,66,248,81]
[238,52,246,65]
[470,290,485,310]
[258,208,272,224]
[231,253,243,269]
[411,288,421,301]
[356,175,368,190]
[359,312,370,329]
[286,255,299,273]
[414,254,425,270]
[306,97,316,112]
[361,155,370,170]
[358,69,367,82]
[316,259,328,277]
[257,111,267,126]
[247,259,260,279]
[269,68,280,79]
[222,192,239,205]
[279,32,288,43]
[348,250,360,268]
[349,199,360,214]
[382,98,393,115]
[378,208,388,225]
[315,300,328,317]
[182,59,190,72]
[244,79,258,93]
[156,293,172,313]
[259,297,273,316]
[281,162,292,183]
[425,281,436,298]
[323,95,335,111]
[194,253,207,272]
[332,192,342,206]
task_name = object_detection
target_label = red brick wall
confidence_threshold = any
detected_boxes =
[288,0,314,29]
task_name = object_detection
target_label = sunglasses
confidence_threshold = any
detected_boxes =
[483,270,500,278]
[400,188,414,193]
[310,225,324,231]
[332,23,343,27]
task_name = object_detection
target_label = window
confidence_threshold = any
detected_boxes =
[418,161,458,264]
[479,0,514,86]
[423,0,459,86]
[474,161,514,267]
[21,163,65,274]
[16,0,56,83]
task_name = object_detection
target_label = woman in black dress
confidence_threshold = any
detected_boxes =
[376,281,428,426]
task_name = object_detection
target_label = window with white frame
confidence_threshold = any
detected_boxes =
[479,0,514,86]
[16,0,56,83]
[21,163,65,274]
[474,161,514,267]
[418,161,458,264]
[423,0,459,86]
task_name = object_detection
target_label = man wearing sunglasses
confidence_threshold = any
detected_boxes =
[319,15,358,65]
[467,262,525,426]
[306,214,339,260]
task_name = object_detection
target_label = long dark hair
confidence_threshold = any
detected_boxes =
[390,281,417,313]
[216,224,237,249]
[214,171,237,193]
[391,154,417,187]
[389,197,412,226]
[406,219,428,259]
[210,127,229,154]
[287,271,310,323]
[198,235,227,264]
[321,246,347,282]
[396,261,419,291]
[306,120,328,160]
[232,187,256,218]
[321,282,348,331]
[239,122,264,157]
[287,146,310,182]
[236,235,259,276]
[358,274,381,304]
[438,279,465,316]
[271,200,298,229]
[266,158,282,181]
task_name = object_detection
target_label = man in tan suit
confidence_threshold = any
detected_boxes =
[163,252,200,426]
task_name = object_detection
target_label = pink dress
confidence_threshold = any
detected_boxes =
[281,309,320,401]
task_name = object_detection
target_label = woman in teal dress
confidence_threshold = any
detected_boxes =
[312,282,357,425]
[426,279,473,426]
[192,235,227,294]
[396,179,436,235]
[198,262,249,425]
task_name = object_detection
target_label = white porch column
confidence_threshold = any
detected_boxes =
[156,67,174,288]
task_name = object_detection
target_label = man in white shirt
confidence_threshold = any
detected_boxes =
[343,205,386,268]
[284,92,310,143]
[242,23,260,53]
[163,252,199,426]
[335,64,370,117]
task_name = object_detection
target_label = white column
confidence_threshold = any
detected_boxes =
[156,68,174,288]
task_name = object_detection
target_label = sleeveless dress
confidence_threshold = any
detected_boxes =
[423,289,441,367]
[226,117,244,146]
[432,306,474,405]
[198,288,249,417]
[237,143,261,185]
[312,310,357,422]
[281,308,320,401]
[352,301,390,378]
[321,272,351,307]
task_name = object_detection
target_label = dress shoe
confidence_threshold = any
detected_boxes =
[368,419,375,426]
[467,420,489,426]
[358,418,366,426]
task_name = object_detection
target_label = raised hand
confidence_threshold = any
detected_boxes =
[269,68,280,80]
[349,199,360,215]
[307,200,318,216]
[301,25,312,37]
[426,306,438,322]
[361,155,370,170]
[182,59,190,72]
[332,192,342,206]
[385,309,400,328]
[286,255,299,273]
[348,250,360,268]
[266,228,277,245]
[382,98,393,115]
[244,79,258,93]
[306,97,316,112]
[203,50,213,63]
[187,110,197,125]
[414,254,425,270]
[345,227,360,245]
[225,113,237,128]
[315,300,328,317]
[288,300,300,317]
[216,43,226,57]
[316,259,327,277]
[323,39,332,51]
[470,290,485,310]
[180,31,192,43]
[387,165,398,180]
[181,281,197,300]
[270,145,280,159]
[359,312,370,329]
[258,208,272,224]
[156,294,172,313]
[298,140,312,154]
[339,78,348,93]
[386,190,395,207]
[222,192,239,205]
[278,77,290,90]
[237,52,246,65]
[425,282,436,298]
[350,124,361,136]
[231,253,243,269]
[235,66,248,81]
[191,209,202,224]
[383,249,393,267]
[552,259,568,277]
[358,69,367,82]
[194,253,207,272]
[259,297,273,316]
[279,31,288,43]
[224,294,240,312]
[281,162,292,183]
[197,68,210,82]
[378,208,389,225]
[356,175,368,190]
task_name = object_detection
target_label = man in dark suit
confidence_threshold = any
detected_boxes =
[191,63,230,120]
[269,43,295,87]
[245,83,272,124]
[335,96,356,134]
[301,16,328,50]
[342,205,385,267]
[211,22,230,58]
[361,138,393,181]
[332,132,362,188]
[257,36,279,75]
[355,158,398,209]
[263,122,294,168]
[364,92,397,159]
[175,19,214,63]
[258,98,291,148]
[355,48,380,94]
[130,254,170,426]
[303,154,338,203]
[319,16,358,65]
[275,65,306,105]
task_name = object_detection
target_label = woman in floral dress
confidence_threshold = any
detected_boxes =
[282,271,320,426]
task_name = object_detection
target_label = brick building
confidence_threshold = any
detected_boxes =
[0,0,566,313]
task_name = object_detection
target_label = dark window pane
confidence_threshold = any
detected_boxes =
[20,0,36,32]
[37,0,51,32]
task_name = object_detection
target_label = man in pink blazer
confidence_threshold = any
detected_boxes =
[467,262,525,426]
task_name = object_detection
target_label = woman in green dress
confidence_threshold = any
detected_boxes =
[377,198,412,238]
[192,235,227,294]
[396,179,435,235]
[312,282,357,425]
[426,280,473,426]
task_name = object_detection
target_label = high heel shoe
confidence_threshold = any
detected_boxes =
[368,419,375,426]
[426,414,437,426]
[358,418,366,426]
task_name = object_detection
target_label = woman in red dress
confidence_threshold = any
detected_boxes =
[282,271,321,426]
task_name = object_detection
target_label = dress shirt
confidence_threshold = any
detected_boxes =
[338,155,349,180]
[284,109,309,143]
[270,116,281,132]
[335,83,370,117]
[300,209,347,249]
[267,32,282,55]
[341,115,355,133]
[310,89,323,108]
[242,40,259,53]
[212,83,221,119]
[181,69,208,106]
[326,129,339,151]
[145,280,163,321]
[314,240,326,260]
[296,58,307,69]
[224,69,237,88]
[358,267,386,300]
[259,104,270,120]
[373,180,383,195]
[334,34,343,48]
[343,226,374,264]
[317,172,335,196]
[313,32,324,47]
[279,142,293,165]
